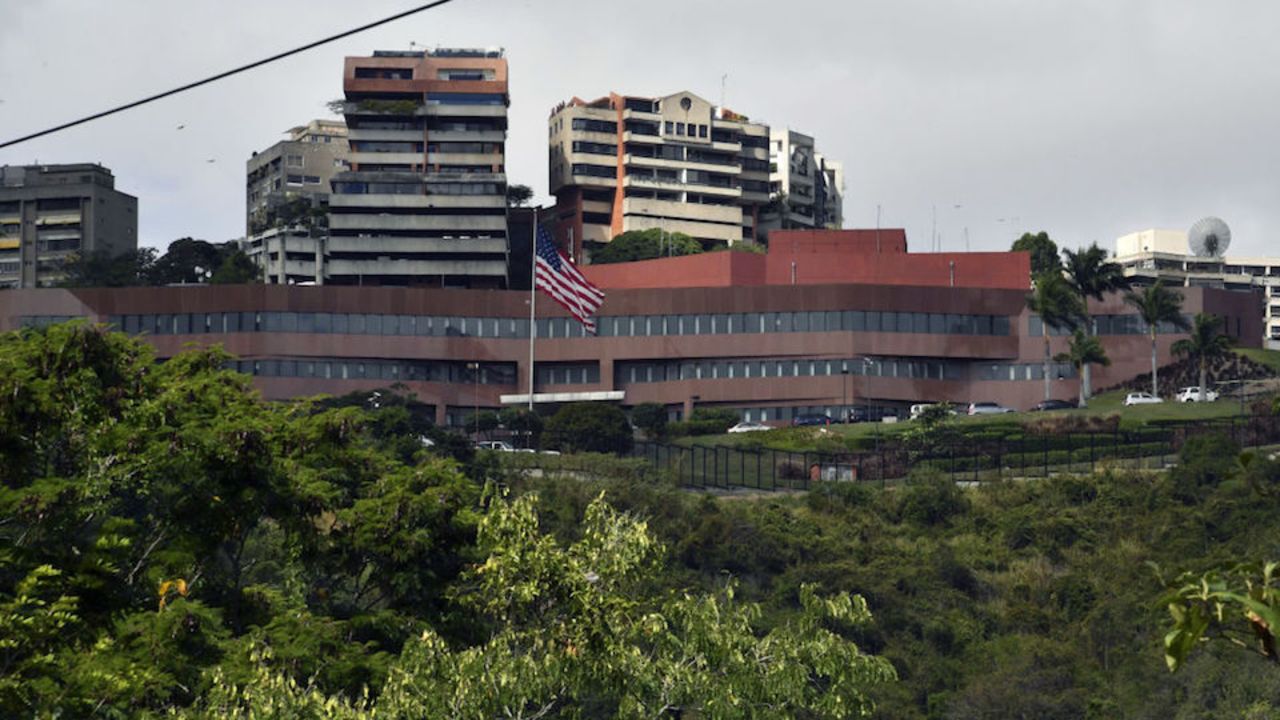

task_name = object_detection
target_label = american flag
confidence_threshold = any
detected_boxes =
[534,224,605,334]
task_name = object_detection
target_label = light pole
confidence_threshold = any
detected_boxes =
[467,361,480,437]
[841,368,849,422]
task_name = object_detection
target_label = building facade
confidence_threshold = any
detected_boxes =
[325,48,511,288]
[760,129,844,235]
[1115,228,1279,347]
[548,91,771,261]
[0,164,138,289]
[2,232,1259,427]
[245,119,349,235]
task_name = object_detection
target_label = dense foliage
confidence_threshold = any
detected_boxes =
[590,228,704,264]
[62,236,259,288]
[0,324,889,717]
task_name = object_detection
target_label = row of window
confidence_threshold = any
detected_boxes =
[1028,314,1192,336]
[229,357,516,385]
[79,309,1017,340]
[571,118,617,134]
[665,121,708,139]
[615,356,1077,385]
[572,141,617,156]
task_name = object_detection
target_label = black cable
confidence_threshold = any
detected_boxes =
[0,0,463,150]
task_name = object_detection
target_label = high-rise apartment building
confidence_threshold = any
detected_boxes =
[547,91,771,261]
[244,119,349,285]
[0,164,137,288]
[245,119,349,234]
[326,48,511,288]
[761,129,843,235]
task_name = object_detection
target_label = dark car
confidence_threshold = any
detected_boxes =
[792,413,833,427]
[1030,399,1077,412]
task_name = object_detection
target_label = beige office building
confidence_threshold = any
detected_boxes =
[548,91,770,261]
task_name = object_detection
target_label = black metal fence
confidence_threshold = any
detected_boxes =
[619,415,1280,491]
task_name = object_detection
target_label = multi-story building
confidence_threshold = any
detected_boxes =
[244,119,349,285]
[547,91,771,262]
[761,128,843,235]
[1115,228,1279,347]
[4,230,1259,427]
[325,48,511,288]
[245,119,348,234]
[0,164,137,288]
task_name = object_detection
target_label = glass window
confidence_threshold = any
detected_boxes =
[993,316,1010,336]
[712,314,728,334]
[174,314,190,335]
[463,317,480,337]
[825,310,841,331]
[123,315,140,334]
[846,310,864,332]
[975,315,993,335]
[874,311,891,332]
[513,318,529,339]
[365,314,382,335]
[154,314,171,335]
[929,313,946,334]
[222,312,240,333]
[416,316,433,336]
[348,313,365,334]
[776,313,793,333]
[904,312,922,333]
[1029,315,1043,337]
[263,312,281,332]
[333,313,349,334]
[312,313,329,333]
[281,313,298,333]
[383,315,400,335]
[793,312,809,332]
[809,311,826,332]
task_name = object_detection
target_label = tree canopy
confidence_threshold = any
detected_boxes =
[1011,231,1061,276]
[60,238,259,288]
[591,228,703,265]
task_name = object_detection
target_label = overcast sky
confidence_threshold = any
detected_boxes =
[2,0,1277,257]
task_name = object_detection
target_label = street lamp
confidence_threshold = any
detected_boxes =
[840,368,850,422]
[466,361,481,437]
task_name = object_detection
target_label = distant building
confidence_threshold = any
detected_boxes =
[760,128,843,235]
[245,119,348,235]
[0,163,137,288]
[1114,228,1280,347]
[325,48,511,288]
[244,119,348,285]
[547,91,771,262]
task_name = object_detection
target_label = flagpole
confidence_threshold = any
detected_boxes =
[527,214,537,412]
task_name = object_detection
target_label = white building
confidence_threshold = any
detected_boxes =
[761,128,844,235]
[1115,228,1280,347]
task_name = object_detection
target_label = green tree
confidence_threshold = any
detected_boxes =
[1055,329,1111,408]
[185,492,896,718]
[498,407,544,449]
[149,237,223,285]
[630,402,668,440]
[591,228,702,264]
[210,249,260,284]
[1011,231,1061,276]
[1123,281,1189,397]
[1062,243,1129,400]
[59,247,157,287]
[1026,272,1085,402]
[1156,561,1279,672]
[543,403,633,454]
[1172,313,1233,402]
[505,183,534,207]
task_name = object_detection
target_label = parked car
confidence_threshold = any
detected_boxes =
[792,413,833,427]
[475,440,515,452]
[1030,399,1077,412]
[1123,392,1164,406]
[727,420,771,434]
[1176,386,1219,403]
[967,402,1015,415]
[910,403,958,420]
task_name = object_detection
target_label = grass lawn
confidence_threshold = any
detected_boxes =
[680,389,1249,449]
[1236,347,1280,375]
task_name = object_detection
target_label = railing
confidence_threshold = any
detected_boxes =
[528,415,1280,492]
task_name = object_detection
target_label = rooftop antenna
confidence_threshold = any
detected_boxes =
[720,74,728,112]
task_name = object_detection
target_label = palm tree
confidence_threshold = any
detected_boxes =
[1026,272,1085,401]
[1123,281,1189,398]
[1063,243,1130,400]
[1172,313,1233,402]
[1055,330,1111,408]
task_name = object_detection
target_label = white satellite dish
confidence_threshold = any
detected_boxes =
[1188,217,1231,257]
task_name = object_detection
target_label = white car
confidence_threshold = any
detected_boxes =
[967,402,1015,415]
[475,440,516,452]
[1123,392,1164,406]
[727,421,771,434]
[1176,386,1219,403]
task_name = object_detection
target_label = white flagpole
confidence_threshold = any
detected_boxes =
[527,214,537,412]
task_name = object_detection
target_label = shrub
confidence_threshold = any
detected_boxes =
[1166,432,1239,503]
[630,402,668,440]
[667,408,740,437]
[542,403,634,455]
[898,469,970,526]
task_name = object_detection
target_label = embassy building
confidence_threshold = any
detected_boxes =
[1,230,1260,426]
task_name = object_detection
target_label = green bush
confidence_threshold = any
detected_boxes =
[630,402,668,440]
[898,470,970,526]
[542,403,634,455]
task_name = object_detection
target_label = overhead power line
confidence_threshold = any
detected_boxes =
[0,0,462,150]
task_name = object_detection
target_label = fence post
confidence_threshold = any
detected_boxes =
[756,450,762,490]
